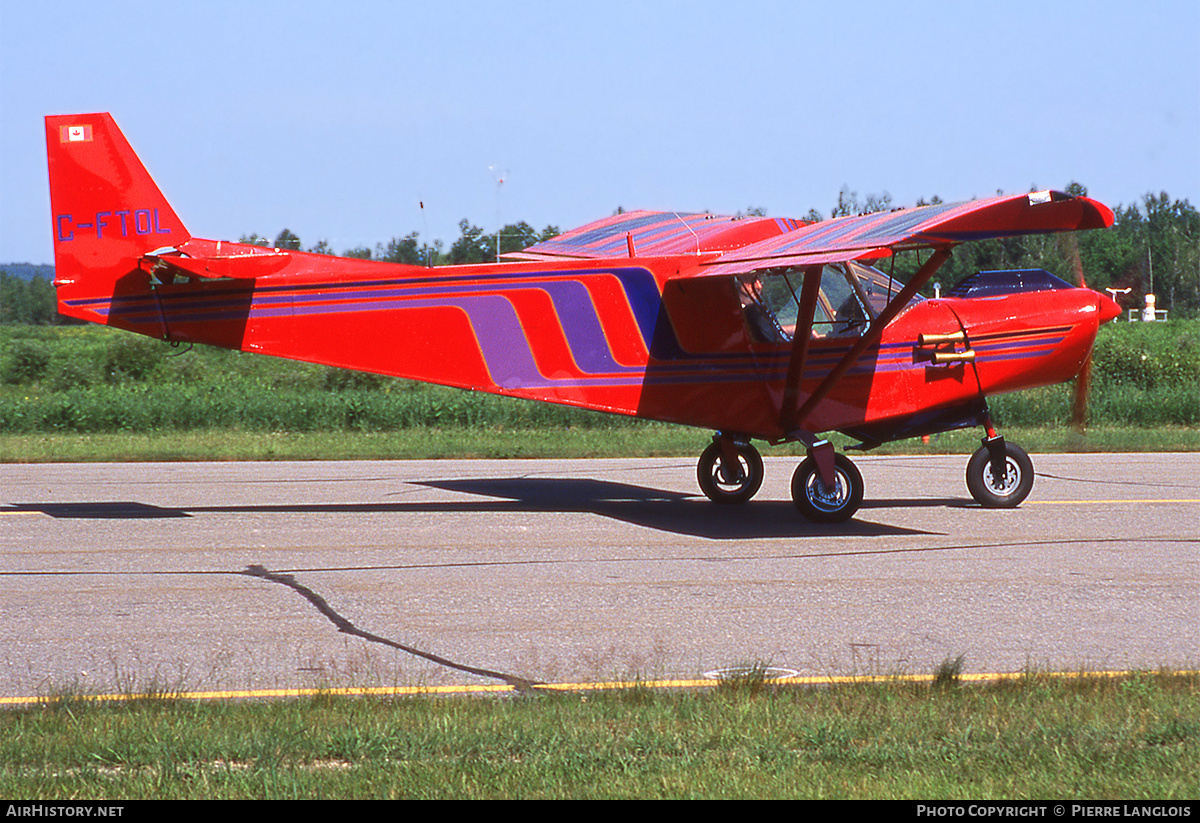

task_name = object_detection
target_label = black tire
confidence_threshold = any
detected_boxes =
[966,442,1034,508]
[697,441,764,504]
[791,453,863,523]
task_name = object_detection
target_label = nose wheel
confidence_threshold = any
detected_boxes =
[966,439,1034,507]
[791,452,863,523]
[697,439,764,504]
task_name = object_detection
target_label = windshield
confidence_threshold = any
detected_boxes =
[738,261,917,343]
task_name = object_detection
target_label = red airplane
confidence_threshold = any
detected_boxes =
[45,113,1120,522]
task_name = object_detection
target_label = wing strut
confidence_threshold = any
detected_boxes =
[779,265,824,433]
[787,247,953,433]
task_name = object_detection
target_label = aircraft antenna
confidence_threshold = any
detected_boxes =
[671,212,702,255]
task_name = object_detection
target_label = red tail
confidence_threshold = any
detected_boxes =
[45,113,190,322]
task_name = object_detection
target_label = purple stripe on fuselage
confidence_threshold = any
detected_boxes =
[336,295,545,389]
[280,278,641,375]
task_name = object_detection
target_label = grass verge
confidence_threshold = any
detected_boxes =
[3,425,1199,463]
[2,671,1196,799]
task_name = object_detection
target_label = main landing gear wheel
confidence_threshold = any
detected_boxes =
[966,441,1034,508]
[791,453,863,523]
[697,441,764,504]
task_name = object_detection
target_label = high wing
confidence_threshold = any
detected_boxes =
[698,191,1114,275]
[507,210,808,260]
[513,192,1113,276]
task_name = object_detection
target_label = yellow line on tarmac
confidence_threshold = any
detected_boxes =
[3,669,1195,706]
[1026,499,1200,505]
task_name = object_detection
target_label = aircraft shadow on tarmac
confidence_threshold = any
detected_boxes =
[10,476,954,538]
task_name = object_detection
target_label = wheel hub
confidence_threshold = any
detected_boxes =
[718,460,746,486]
[807,473,847,509]
[988,460,1019,494]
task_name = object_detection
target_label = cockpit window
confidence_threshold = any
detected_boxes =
[818,266,869,335]
[738,261,918,343]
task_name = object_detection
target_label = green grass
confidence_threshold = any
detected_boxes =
[2,672,1196,799]
[3,424,1199,463]
[2,321,1197,461]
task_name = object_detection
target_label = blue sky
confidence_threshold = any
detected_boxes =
[2,0,1197,264]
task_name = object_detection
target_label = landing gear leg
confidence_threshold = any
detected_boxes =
[791,441,863,523]
[697,435,764,504]
[966,413,1034,508]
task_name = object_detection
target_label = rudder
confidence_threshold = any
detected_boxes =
[45,113,190,321]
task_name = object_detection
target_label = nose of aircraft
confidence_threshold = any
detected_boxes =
[1097,291,1123,324]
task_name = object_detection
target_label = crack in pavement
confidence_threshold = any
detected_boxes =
[239,564,542,693]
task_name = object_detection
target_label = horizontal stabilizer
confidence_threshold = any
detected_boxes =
[142,242,293,281]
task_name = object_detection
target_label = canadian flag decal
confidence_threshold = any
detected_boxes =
[61,125,93,143]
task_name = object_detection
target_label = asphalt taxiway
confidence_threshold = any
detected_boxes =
[2,454,1197,697]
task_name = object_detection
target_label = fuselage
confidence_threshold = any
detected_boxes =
[56,239,1119,446]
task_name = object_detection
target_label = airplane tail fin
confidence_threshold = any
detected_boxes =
[45,113,190,322]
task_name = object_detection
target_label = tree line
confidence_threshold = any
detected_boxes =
[239,218,561,267]
[4,184,1196,323]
